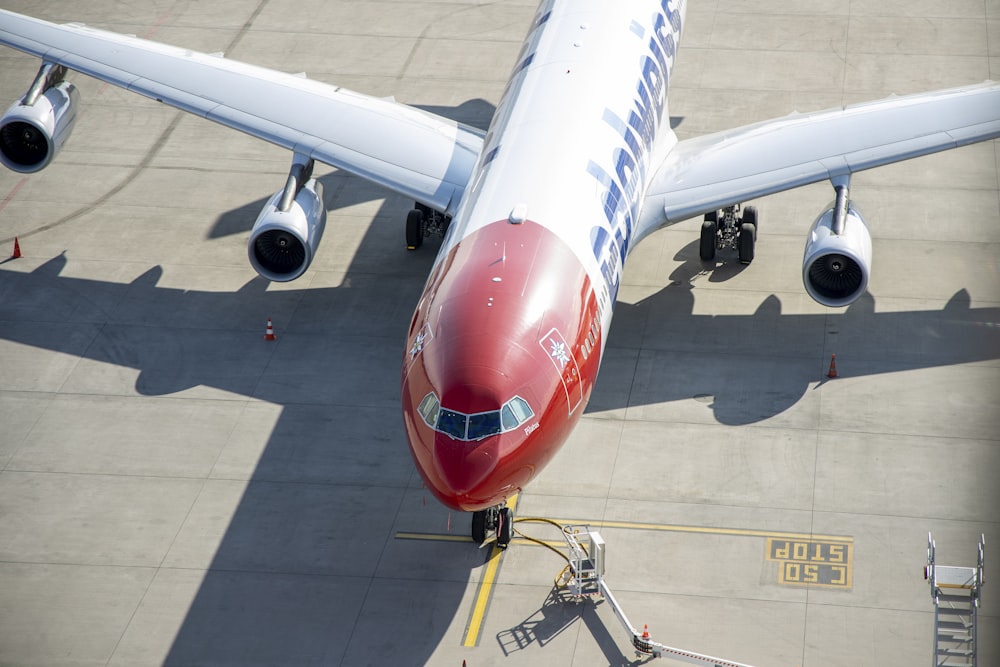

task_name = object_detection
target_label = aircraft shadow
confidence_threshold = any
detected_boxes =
[587,240,999,425]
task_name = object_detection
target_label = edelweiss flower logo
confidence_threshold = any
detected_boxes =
[548,338,570,367]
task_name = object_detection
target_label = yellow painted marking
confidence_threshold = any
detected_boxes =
[462,495,518,648]
[396,532,564,550]
[554,519,853,543]
[398,518,851,544]
[463,542,503,647]
[395,532,472,543]
[767,537,854,589]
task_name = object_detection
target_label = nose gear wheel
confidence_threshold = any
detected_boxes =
[471,504,514,549]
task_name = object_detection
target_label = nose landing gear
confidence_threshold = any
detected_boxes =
[472,504,514,549]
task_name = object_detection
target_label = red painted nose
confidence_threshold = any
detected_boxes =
[433,423,499,496]
[402,332,532,510]
[400,218,599,511]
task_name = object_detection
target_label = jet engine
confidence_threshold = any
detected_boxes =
[802,188,872,308]
[0,76,80,173]
[248,160,326,282]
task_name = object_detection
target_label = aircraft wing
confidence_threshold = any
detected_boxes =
[0,10,483,216]
[641,82,1000,232]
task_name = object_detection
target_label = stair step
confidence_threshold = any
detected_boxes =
[937,647,974,657]
[938,607,972,616]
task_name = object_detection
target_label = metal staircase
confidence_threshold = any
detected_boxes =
[925,533,985,667]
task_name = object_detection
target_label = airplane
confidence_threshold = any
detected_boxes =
[1,0,998,550]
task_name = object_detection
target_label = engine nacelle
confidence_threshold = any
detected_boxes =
[248,179,326,282]
[0,81,80,173]
[802,202,872,308]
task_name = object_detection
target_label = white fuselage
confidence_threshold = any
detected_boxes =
[446,0,684,337]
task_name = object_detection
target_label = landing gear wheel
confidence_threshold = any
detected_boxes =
[496,507,513,550]
[742,205,758,240]
[405,209,424,250]
[471,510,487,545]
[738,221,756,264]
[699,217,718,261]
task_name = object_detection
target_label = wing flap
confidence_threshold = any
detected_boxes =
[0,10,483,214]
[641,82,1000,230]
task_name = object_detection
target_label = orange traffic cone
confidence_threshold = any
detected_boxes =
[264,317,276,341]
[11,237,21,259]
[642,624,650,640]
[827,354,838,379]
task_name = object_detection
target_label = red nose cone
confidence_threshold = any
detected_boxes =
[435,435,498,496]
[401,219,602,511]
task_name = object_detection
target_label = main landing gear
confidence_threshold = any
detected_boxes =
[471,504,514,549]
[700,203,758,265]
[405,202,451,250]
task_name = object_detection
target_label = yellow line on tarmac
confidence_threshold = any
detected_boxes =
[463,541,503,647]
[395,533,472,543]
[397,521,852,548]
[554,519,854,543]
[462,495,518,648]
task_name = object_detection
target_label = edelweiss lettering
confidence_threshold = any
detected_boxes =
[589,0,682,304]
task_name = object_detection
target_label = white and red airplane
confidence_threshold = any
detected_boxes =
[1,1,998,547]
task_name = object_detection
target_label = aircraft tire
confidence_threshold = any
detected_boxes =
[700,218,717,261]
[738,222,755,264]
[742,205,758,239]
[405,209,424,250]
[472,510,487,545]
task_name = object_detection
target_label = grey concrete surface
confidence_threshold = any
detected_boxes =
[0,1,997,666]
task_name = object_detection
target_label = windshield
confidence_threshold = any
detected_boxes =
[417,393,534,441]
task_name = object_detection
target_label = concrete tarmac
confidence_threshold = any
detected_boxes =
[0,1,997,665]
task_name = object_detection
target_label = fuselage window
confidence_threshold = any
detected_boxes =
[468,411,502,439]
[437,408,467,440]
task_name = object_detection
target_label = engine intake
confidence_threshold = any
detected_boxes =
[0,80,79,173]
[802,200,872,308]
[248,177,326,282]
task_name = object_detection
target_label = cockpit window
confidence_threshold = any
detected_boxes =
[417,393,534,441]
[508,396,533,423]
[417,393,440,426]
[436,408,467,440]
[500,404,518,430]
[467,411,502,440]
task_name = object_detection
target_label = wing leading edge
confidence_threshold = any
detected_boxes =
[0,10,483,216]
[639,82,1000,236]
